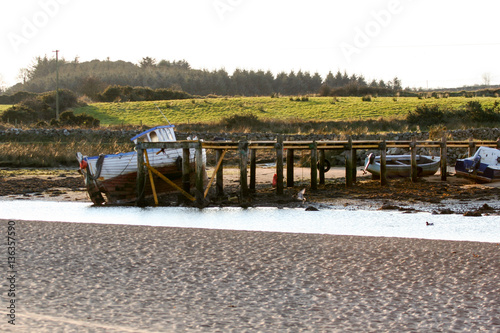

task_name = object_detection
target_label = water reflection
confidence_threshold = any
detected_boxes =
[1,200,499,243]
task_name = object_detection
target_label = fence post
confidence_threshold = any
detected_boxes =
[195,141,204,205]
[215,149,224,197]
[468,137,476,156]
[319,149,325,185]
[250,148,256,192]
[286,145,294,188]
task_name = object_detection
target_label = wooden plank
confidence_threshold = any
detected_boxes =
[379,141,387,186]
[239,141,249,198]
[345,137,353,187]
[146,164,196,202]
[215,149,224,197]
[144,150,158,205]
[182,148,190,196]
[205,149,227,198]
[250,149,256,191]
[319,149,325,185]
[195,142,204,205]
[440,135,447,181]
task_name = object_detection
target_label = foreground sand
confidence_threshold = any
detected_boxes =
[3,219,499,332]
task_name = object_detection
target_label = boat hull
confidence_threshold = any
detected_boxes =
[364,154,440,178]
[455,147,500,183]
[78,148,206,205]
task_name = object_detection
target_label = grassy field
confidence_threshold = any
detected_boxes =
[72,96,499,127]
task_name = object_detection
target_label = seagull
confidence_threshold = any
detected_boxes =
[297,188,306,203]
[426,221,434,226]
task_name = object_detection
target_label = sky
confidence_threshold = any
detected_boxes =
[1,0,499,90]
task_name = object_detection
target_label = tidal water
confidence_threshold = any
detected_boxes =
[1,200,499,243]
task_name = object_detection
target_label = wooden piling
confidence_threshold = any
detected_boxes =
[286,148,294,187]
[440,135,447,181]
[310,141,318,190]
[379,140,387,186]
[410,137,418,182]
[136,145,146,207]
[195,141,204,205]
[276,135,284,195]
[250,149,256,191]
[468,137,476,156]
[182,148,191,195]
[352,148,357,183]
[345,137,353,187]
[215,149,224,197]
[319,149,325,185]
[239,141,249,198]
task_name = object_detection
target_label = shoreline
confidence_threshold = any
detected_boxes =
[1,166,500,215]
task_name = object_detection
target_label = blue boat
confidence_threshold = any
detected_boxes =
[455,146,500,183]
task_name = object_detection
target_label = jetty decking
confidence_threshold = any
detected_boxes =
[135,136,500,206]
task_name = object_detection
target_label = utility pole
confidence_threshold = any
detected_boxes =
[53,49,60,120]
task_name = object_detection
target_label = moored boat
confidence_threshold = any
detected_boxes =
[455,146,500,183]
[76,125,206,205]
[363,153,440,178]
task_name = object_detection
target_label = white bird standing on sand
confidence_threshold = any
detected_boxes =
[297,188,306,203]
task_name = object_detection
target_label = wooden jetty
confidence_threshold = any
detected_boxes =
[135,136,500,206]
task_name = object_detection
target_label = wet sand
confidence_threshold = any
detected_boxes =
[3,219,499,332]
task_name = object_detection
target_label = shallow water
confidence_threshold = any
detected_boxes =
[1,200,499,243]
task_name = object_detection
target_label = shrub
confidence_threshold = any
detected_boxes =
[222,113,261,130]
[59,111,100,127]
[407,104,446,127]
[362,95,372,102]
[1,105,38,124]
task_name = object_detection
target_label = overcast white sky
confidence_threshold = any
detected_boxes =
[1,0,499,89]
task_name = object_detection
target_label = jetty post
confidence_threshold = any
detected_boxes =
[286,141,294,187]
[379,140,388,186]
[319,149,326,185]
[215,149,224,197]
[276,135,284,195]
[410,137,418,182]
[239,140,249,199]
[195,140,204,205]
[250,148,257,191]
[440,135,447,181]
[310,140,318,190]
[345,137,353,187]
[182,148,191,197]
[468,137,476,156]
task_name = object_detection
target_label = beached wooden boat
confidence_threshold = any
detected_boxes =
[363,153,440,178]
[455,146,500,183]
[76,125,206,205]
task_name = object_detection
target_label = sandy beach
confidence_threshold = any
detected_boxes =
[2,218,499,332]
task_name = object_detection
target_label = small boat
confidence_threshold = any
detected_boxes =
[76,125,206,205]
[363,153,440,178]
[455,146,500,183]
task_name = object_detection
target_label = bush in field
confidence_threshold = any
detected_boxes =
[40,89,80,111]
[459,100,500,123]
[1,105,38,124]
[96,85,192,102]
[362,94,372,102]
[407,104,447,127]
[59,110,100,127]
[222,113,261,130]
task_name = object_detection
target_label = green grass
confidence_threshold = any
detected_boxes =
[72,96,499,127]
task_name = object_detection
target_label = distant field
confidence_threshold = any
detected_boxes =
[72,96,499,126]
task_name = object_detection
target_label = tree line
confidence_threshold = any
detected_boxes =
[6,56,405,98]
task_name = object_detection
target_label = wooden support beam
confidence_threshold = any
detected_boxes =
[215,149,224,197]
[239,141,249,198]
[205,149,227,198]
[345,137,353,187]
[136,145,146,207]
[379,140,388,186]
[195,141,204,205]
[144,150,158,205]
[319,149,325,185]
[145,164,196,202]
[182,148,191,199]
[352,148,357,183]
[276,135,284,195]
[250,149,256,191]
[410,137,418,182]
[310,140,318,190]
[286,148,294,187]
[440,135,447,181]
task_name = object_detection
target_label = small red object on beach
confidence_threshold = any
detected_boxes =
[272,173,277,187]
[80,160,88,169]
